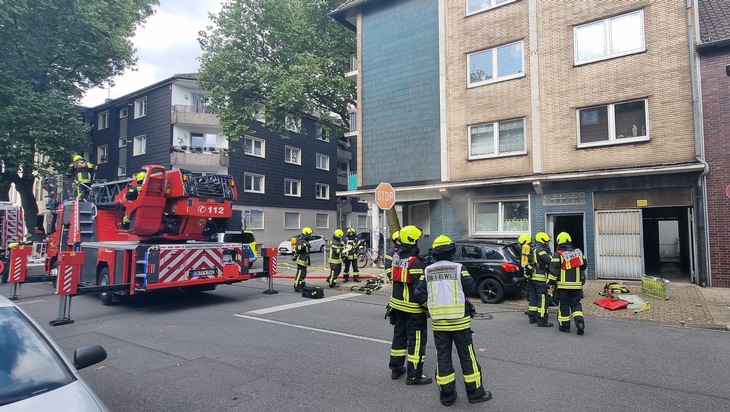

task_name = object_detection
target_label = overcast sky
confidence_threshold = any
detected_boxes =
[80,0,223,107]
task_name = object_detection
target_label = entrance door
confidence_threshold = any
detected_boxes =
[595,210,643,279]
[548,213,585,253]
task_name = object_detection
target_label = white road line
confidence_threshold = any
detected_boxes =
[14,299,46,306]
[244,292,361,315]
[233,314,391,344]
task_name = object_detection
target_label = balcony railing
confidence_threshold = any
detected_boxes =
[173,105,213,114]
[171,105,219,125]
[346,112,357,134]
[170,146,230,168]
[349,54,358,72]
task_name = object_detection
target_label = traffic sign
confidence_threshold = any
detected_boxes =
[375,182,395,210]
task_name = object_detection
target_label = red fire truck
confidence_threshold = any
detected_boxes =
[0,201,25,281]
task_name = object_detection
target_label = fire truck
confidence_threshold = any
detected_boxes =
[0,201,25,281]
[12,165,275,311]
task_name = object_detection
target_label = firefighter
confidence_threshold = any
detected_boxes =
[384,230,400,281]
[342,227,361,283]
[327,228,344,288]
[121,171,146,229]
[387,225,431,385]
[518,233,534,319]
[414,235,492,405]
[530,232,554,327]
[548,232,587,335]
[293,227,313,292]
[66,155,96,200]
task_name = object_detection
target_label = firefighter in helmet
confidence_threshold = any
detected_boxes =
[414,235,492,405]
[293,227,313,292]
[121,171,146,229]
[327,228,344,288]
[548,232,587,335]
[529,232,554,327]
[384,230,400,281]
[518,233,534,318]
[342,227,361,283]
[66,154,96,200]
[387,225,431,385]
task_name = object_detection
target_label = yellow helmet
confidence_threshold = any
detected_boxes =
[431,234,456,256]
[302,227,313,235]
[432,235,453,249]
[556,232,572,244]
[136,171,146,182]
[346,227,355,234]
[73,155,83,161]
[399,225,422,245]
[518,234,532,245]
[391,230,400,241]
[535,232,550,243]
[333,228,344,238]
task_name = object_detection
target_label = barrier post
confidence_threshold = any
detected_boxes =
[50,251,85,326]
[8,245,32,300]
[262,247,278,295]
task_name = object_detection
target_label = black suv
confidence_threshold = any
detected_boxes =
[452,240,526,304]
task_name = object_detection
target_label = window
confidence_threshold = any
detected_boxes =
[316,183,329,200]
[98,111,109,130]
[244,173,265,194]
[574,10,645,65]
[409,203,430,236]
[254,109,265,123]
[191,132,217,149]
[244,135,265,157]
[247,210,264,230]
[118,166,127,177]
[119,107,128,118]
[466,0,515,15]
[285,116,301,133]
[285,146,301,165]
[284,212,300,229]
[469,118,526,158]
[134,97,147,118]
[132,135,146,156]
[357,215,368,229]
[472,199,529,235]
[316,153,329,171]
[468,41,524,87]
[119,137,127,148]
[285,179,301,197]
[316,125,330,142]
[315,213,329,229]
[577,99,648,147]
[97,145,108,164]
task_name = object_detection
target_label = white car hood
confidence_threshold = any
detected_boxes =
[2,380,108,412]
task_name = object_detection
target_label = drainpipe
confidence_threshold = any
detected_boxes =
[688,0,710,286]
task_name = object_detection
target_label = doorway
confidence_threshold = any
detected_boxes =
[642,207,693,283]
[548,213,585,253]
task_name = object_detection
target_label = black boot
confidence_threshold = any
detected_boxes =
[559,325,570,333]
[342,275,349,283]
[391,366,405,380]
[329,283,340,288]
[576,320,585,335]
[353,274,360,282]
[537,319,553,327]
[440,391,457,406]
[528,312,537,324]
[406,375,432,385]
[468,390,492,404]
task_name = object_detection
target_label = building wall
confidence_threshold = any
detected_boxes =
[360,0,441,186]
[701,47,730,288]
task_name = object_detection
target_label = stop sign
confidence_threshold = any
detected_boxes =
[375,182,396,210]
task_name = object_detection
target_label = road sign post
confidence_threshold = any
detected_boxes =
[374,183,395,270]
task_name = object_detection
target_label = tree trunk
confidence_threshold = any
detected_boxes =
[0,175,12,202]
[13,176,40,233]
[386,208,400,234]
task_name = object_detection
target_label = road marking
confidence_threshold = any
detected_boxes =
[234,314,391,344]
[243,292,360,315]
[14,299,46,306]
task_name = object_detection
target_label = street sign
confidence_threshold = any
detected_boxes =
[374,182,395,210]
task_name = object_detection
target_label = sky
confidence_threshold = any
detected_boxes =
[80,0,224,107]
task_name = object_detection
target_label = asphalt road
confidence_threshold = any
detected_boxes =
[3,275,730,412]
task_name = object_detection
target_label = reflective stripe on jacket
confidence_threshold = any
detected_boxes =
[389,254,425,313]
[328,239,342,264]
[414,260,475,331]
[548,244,586,289]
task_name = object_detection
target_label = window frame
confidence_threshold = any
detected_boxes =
[285,178,301,197]
[97,144,108,164]
[118,165,127,177]
[466,0,517,16]
[285,116,301,133]
[119,107,128,118]
[244,135,265,158]
[316,153,330,171]
[285,145,302,165]
[119,136,127,148]
[243,172,265,194]
[574,9,645,65]
[470,197,530,237]
[284,212,300,230]
[408,202,431,236]
[134,97,147,119]
[246,210,265,230]
[356,214,368,229]
[132,135,146,156]
[315,183,330,200]
[467,40,525,88]
[315,213,329,229]
[576,98,650,148]
[468,117,527,159]
[316,125,330,142]
[98,111,109,130]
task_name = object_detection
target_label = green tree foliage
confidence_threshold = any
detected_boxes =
[0,0,157,231]
[198,0,356,139]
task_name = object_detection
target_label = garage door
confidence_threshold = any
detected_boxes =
[595,210,643,279]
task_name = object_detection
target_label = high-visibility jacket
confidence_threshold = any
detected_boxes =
[531,242,552,282]
[328,238,343,264]
[389,253,425,313]
[343,237,360,259]
[414,260,475,331]
[548,244,586,289]
[294,238,310,266]
[67,160,95,183]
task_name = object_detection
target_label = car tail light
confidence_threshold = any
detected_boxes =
[501,262,520,273]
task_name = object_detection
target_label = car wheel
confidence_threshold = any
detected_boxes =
[98,267,113,305]
[319,244,325,253]
[478,277,505,304]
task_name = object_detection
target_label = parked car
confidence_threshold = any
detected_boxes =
[278,234,327,254]
[0,295,109,411]
[451,240,526,304]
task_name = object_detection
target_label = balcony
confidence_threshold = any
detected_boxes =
[345,54,357,81]
[170,146,229,168]
[337,170,348,186]
[345,112,357,138]
[171,105,219,126]
[337,146,352,161]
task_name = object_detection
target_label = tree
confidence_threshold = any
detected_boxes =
[0,0,157,231]
[198,0,356,138]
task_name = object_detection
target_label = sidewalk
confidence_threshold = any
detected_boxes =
[272,258,730,330]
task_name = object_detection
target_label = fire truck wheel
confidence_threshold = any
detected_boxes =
[98,267,114,305]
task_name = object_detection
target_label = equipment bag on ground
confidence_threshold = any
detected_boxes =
[301,285,324,299]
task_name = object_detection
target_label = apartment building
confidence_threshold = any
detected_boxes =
[332,0,710,285]
[85,74,364,247]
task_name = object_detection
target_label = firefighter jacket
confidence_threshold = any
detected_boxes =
[414,260,475,332]
[389,249,426,314]
[67,160,95,183]
[343,236,361,259]
[531,242,552,282]
[328,238,343,264]
[548,243,586,290]
[294,238,311,266]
